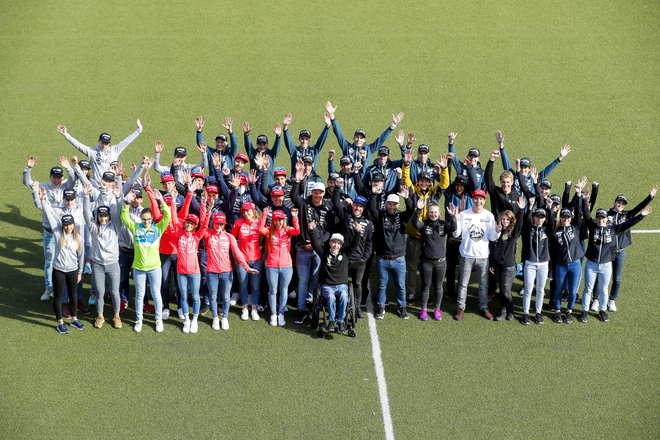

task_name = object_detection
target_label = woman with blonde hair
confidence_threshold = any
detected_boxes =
[231,201,263,321]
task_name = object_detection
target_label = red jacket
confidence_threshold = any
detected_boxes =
[160,192,195,255]
[204,230,250,273]
[259,215,300,268]
[231,218,262,262]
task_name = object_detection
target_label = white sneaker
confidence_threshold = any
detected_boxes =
[212,317,220,330]
[270,315,278,327]
[278,314,286,326]
[177,308,184,320]
[190,317,198,334]
[230,292,239,306]
[41,289,53,301]
[182,319,191,334]
[221,317,229,330]
[133,320,143,333]
[250,309,260,321]
[240,308,249,321]
[162,308,170,320]
[288,290,297,299]
[155,320,164,333]
[590,300,599,312]
[607,300,617,312]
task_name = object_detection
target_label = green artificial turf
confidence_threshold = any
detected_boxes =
[0,0,659,438]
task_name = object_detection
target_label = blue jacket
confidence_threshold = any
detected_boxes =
[196,130,238,181]
[331,118,393,168]
[284,125,330,171]
[448,143,485,190]
[244,133,282,186]
[500,146,561,195]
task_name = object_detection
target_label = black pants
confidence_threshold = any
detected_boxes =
[348,260,366,307]
[53,269,78,320]
[361,252,375,306]
[493,263,516,312]
[420,258,447,309]
[445,239,461,300]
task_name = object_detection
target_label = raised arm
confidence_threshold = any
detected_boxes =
[627,185,656,217]
[113,120,143,156]
[58,125,92,157]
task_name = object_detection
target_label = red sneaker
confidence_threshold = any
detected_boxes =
[143,303,155,314]
[481,308,494,320]
[120,299,128,313]
[454,309,465,320]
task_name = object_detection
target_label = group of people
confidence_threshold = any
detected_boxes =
[23,101,655,335]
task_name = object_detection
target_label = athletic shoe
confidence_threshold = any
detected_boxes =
[356,307,364,319]
[257,305,265,312]
[419,308,428,321]
[397,306,409,320]
[564,311,573,324]
[270,315,278,327]
[433,308,443,321]
[578,311,588,323]
[162,309,170,320]
[230,292,238,306]
[454,309,465,321]
[120,299,128,313]
[598,310,609,323]
[182,319,190,334]
[607,300,617,312]
[83,261,92,275]
[200,303,210,315]
[94,315,105,329]
[190,318,199,333]
[113,316,122,329]
[177,308,184,320]
[506,311,515,321]
[212,317,220,330]
[56,323,69,334]
[278,314,286,326]
[521,314,530,326]
[375,306,385,320]
[41,289,53,301]
[250,309,260,321]
[552,312,563,324]
[134,320,143,332]
[406,293,415,304]
[143,303,155,314]
[70,319,85,330]
[494,308,507,322]
[288,290,297,299]
[155,320,164,333]
[338,321,346,333]
[327,321,337,332]
[77,300,90,315]
[590,300,599,312]
[481,308,494,320]
[221,317,229,330]
[88,293,97,306]
[294,310,306,325]
[240,308,249,321]
[62,303,73,319]
[535,313,544,325]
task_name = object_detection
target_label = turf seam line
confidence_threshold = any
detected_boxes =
[366,301,395,440]
[630,230,660,233]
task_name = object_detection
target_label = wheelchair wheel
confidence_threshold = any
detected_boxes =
[347,284,357,337]
[311,287,322,330]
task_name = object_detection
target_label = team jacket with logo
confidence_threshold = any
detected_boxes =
[121,203,171,271]
[584,212,644,264]
[231,218,262,262]
[259,215,300,268]
[204,230,250,274]
[412,209,457,261]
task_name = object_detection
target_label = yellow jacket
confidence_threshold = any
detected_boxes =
[402,163,450,238]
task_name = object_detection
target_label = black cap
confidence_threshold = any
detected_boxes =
[560,208,573,218]
[596,208,608,218]
[540,179,552,189]
[520,157,531,167]
[174,147,187,157]
[372,172,386,182]
[532,208,546,217]
[302,155,314,164]
[97,205,111,216]
[340,156,352,165]
[354,129,366,138]
[63,189,76,201]
[256,134,268,144]
[102,171,115,182]
[98,133,111,143]
[50,166,64,177]
[615,194,628,204]
[453,175,467,185]
[419,172,432,181]
[79,160,91,169]
[61,214,75,226]
[418,144,430,153]
[550,195,561,205]
[299,130,311,139]
[328,173,339,181]
[378,146,389,156]
[215,134,227,141]
[468,147,480,157]
[134,189,143,198]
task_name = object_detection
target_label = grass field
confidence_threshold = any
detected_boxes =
[1,1,659,438]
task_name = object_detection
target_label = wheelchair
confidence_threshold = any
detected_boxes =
[311,284,356,338]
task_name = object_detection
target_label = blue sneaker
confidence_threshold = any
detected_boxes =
[70,319,85,330]
[56,323,70,334]
[88,293,97,306]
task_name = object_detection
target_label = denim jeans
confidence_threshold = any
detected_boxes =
[296,247,320,310]
[178,272,202,316]
[321,284,349,322]
[554,260,582,310]
[43,229,55,291]
[522,260,549,315]
[266,266,293,315]
[493,263,516,312]
[198,250,208,303]
[118,248,134,302]
[133,268,162,322]
[376,256,406,308]
[609,249,626,301]
[456,256,489,311]
[92,261,120,314]
[160,253,180,311]
[237,260,262,306]
[405,236,422,299]
[206,271,232,318]
[582,259,612,312]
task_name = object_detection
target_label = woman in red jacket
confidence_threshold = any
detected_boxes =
[205,212,256,331]
[259,206,300,327]
[231,201,263,321]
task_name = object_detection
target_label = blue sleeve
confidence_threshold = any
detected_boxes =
[284,129,295,157]
[244,133,255,158]
[196,131,205,147]
[366,126,394,159]
[217,173,230,199]
[328,157,337,174]
[313,125,330,156]
[269,135,282,161]
[331,119,351,154]
[448,143,463,174]
[251,175,267,208]
[500,147,512,172]
[538,158,560,181]
[228,132,238,159]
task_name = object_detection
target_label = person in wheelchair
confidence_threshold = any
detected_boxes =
[309,219,363,333]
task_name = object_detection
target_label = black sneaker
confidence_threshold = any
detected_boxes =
[326,321,336,332]
[535,313,544,325]
[397,306,409,320]
[494,308,507,321]
[564,311,573,324]
[375,306,385,319]
[521,314,530,325]
[294,310,307,325]
[598,310,609,323]
[506,310,515,321]
[356,307,364,319]
[552,312,563,324]
[337,321,346,333]
[578,311,588,323]
[200,303,210,315]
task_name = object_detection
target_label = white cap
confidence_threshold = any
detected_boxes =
[329,233,344,243]
[386,194,400,204]
[312,182,326,192]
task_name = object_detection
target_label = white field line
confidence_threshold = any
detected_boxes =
[366,302,395,440]
[631,230,660,233]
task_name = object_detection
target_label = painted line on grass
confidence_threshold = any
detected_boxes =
[366,302,395,440]
[631,230,660,234]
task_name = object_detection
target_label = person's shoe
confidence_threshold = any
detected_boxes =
[77,300,90,315]
[552,312,563,324]
[607,300,617,312]
[564,311,573,324]
[294,310,307,325]
[481,308,494,320]
[534,313,544,325]
[521,314,530,326]
[212,317,220,330]
[162,309,170,320]
[62,303,72,319]
[338,321,346,333]
[406,293,415,304]
[250,309,260,321]
[88,293,97,306]
[143,303,155,314]
[56,323,69,334]
[221,317,229,330]
[83,261,92,275]
[70,319,85,330]
[182,319,191,334]
[356,307,364,319]
[419,308,428,321]
[270,315,278,327]
[120,299,128,313]
[230,292,238,306]
[433,308,443,321]
[134,320,143,333]
[278,314,286,326]
[506,311,515,321]
[257,305,265,312]
[598,310,609,323]
[454,309,465,321]
[41,289,53,301]
[190,317,198,333]
[494,308,507,322]
[288,290,297,299]
[155,320,164,333]
[94,315,105,329]
[177,308,184,320]
[590,299,599,312]
[578,311,588,323]
[397,306,409,320]
[113,316,122,329]
[241,308,249,321]
[375,306,385,320]
[327,321,336,332]
[200,303,210,315]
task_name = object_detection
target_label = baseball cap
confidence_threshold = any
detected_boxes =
[133,189,143,198]
[274,167,287,177]
[215,134,227,141]
[163,194,173,204]
[418,144,430,153]
[419,172,432,181]
[241,201,256,211]
[354,196,368,206]
[328,173,339,181]
[160,172,174,183]
[63,189,76,201]
[468,147,480,158]
[192,171,206,181]
[61,214,75,226]
[532,208,546,217]
[212,213,227,224]
[256,134,268,144]
[185,214,199,225]
[520,157,531,167]
[340,156,352,165]
[386,194,400,204]
[550,195,561,205]
[79,160,91,169]
[272,210,286,220]
[98,133,111,143]
[560,208,573,218]
[238,174,248,185]
[378,146,390,156]
[299,130,311,139]
[596,208,608,218]
[174,147,187,157]
[354,129,366,138]
[615,195,628,204]
[302,155,314,164]
[329,233,344,244]
[102,171,116,182]
[312,182,326,192]
[540,179,552,189]
[453,175,467,185]
[372,172,386,182]
[97,206,111,216]
[50,166,64,177]
[472,189,487,199]
[235,153,249,164]
[271,188,285,197]
[205,185,218,194]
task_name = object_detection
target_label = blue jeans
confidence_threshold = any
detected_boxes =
[199,250,209,305]
[456,256,489,310]
[207,271,232,318]
[133,268,163,321]
[376,256,406,308]
[609,250,626,301]
[178,273,201,316]
[582,259,612,312]
[296,247,320,310]
[160,253,181,310]
[522,260,549,315]
[237,260,262,306]
[267,266,293,315]
[321,284,348,323]
[554,260,582,310]
[43,229,55,290]
[118,248,134,302]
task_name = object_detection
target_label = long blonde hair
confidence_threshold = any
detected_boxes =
[60,225,81,252]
